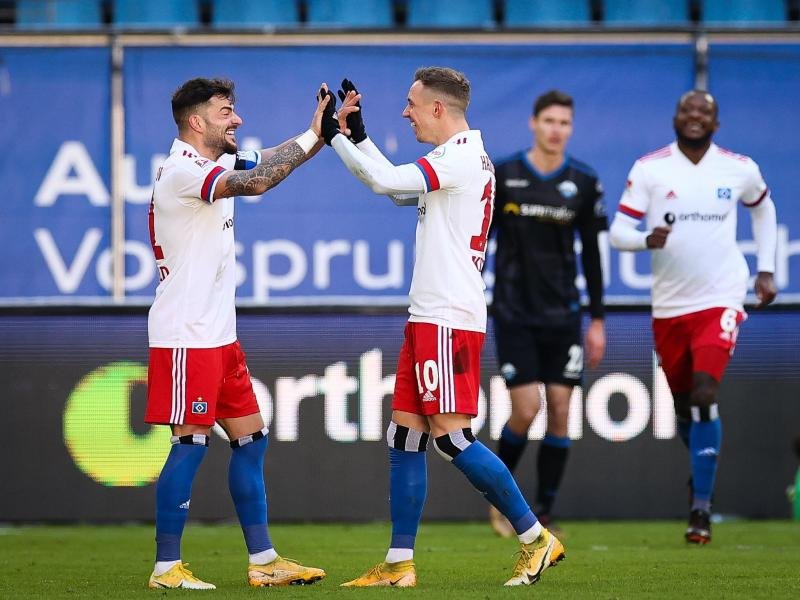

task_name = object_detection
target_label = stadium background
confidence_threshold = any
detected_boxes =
[1,0,799,523]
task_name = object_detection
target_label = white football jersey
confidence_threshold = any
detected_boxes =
[147,139,238,348]
[619,142,769,318]
[408,130,496,332]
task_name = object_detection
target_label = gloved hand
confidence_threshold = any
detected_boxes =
[318,87,342,146]
[337,78,367,144]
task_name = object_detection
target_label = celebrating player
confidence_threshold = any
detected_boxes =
[319,68,564,587]
[488,90,607,537]
[609,90,778,544]
[145,77,327,589]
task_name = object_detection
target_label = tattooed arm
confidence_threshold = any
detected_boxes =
[259,134,324,165]
[215,139,310,198]
[213,86,329,199]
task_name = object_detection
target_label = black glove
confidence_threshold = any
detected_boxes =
[337,78,367,144]
[318,87,341,146]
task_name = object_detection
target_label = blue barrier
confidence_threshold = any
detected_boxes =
[1,42,798,304]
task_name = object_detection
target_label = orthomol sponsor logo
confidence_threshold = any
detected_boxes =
[62,352,678,487]
[676,212,728,222]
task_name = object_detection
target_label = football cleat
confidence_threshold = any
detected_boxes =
[148,563,216,590]
[685,509,712,545]
[504,528,565,586]
[489,505,515,538]
[340,560,417,587]
[248,556,326,587]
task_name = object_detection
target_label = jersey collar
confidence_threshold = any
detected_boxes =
[170,138,204,158]
[522,150,568,181]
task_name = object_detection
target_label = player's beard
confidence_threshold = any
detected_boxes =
[207,124,237,156]
[674,126,713,150]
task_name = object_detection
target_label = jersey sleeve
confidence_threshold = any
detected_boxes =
[171,156,230,205]
[578,175,608,231]
[740,158,770,208]
[331,135,426,195]
[616,160,650,221]
[413,144,465,193]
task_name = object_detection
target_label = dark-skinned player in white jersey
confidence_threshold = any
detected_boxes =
[488,90,607,537]
[610,90,777,544]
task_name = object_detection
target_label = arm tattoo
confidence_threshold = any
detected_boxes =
[224,140,306,196]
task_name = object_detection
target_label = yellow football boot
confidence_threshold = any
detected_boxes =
[248,556,326,586]
[504,528,565,586]
[340,560,417,587]
[148,562,215,590]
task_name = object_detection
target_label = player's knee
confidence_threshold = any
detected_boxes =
[690,384,718,410]
[432,428,475,462]
[512,403,539,426]
[386,421,429,452]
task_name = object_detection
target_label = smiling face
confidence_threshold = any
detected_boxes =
[402,80,437,144]
[531,104,573,158]
[673,91,719,149]
[199,94,242,156]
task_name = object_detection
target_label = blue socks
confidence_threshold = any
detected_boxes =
[689,405,722,510]
[155,435,208,562]
[228,429,273,554]
[388,447,428,549]
[386,423,430,552]
[444,435,536,534]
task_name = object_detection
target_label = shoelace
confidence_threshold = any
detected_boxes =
[177,563,198,578]
[512,548,536,575]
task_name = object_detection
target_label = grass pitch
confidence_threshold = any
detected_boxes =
[1,521,797,599]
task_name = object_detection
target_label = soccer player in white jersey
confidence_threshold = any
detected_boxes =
[317,68,564,587]
[609,90,777,544]
[145,77,327,589]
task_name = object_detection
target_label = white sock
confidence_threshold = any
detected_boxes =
[249,548,279,565]
[518,521,543,545]
[154,560,181,576]
[385,548,413,563]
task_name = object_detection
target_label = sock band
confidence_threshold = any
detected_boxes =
[171,433,209,446]
[433,428,475,461]
[691,404,719,422]
[387,422,430,452]
[230,426,269,449]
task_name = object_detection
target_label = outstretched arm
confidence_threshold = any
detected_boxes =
[319,85,426,196]
[337,80,418,206]
[213,91,327,199]
[331,135,426,195]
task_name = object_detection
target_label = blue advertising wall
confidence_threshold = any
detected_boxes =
[2,42,798,304]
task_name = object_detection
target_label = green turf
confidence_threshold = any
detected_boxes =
[1,521,798,599]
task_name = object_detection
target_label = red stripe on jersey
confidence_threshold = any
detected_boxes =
[618,204,645,219]
[742,187,769,207]
[639,146,672,162]
[717,146,749,162]
[201,166,225,202]
[416,157,441,192]
[148,197,164,260]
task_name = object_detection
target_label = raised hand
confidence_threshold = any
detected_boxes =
[315,84,342,146]
[337,78,367,143]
